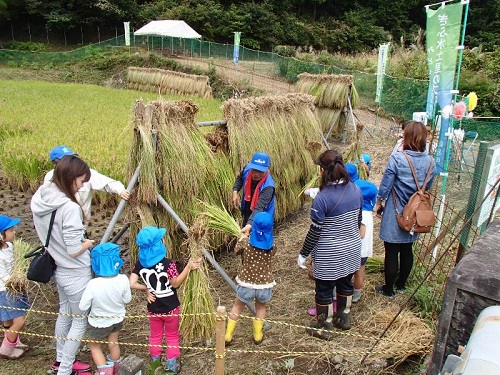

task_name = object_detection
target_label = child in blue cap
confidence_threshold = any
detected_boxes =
[129,226,200,374]
[79,243,131,375]
[0,215,30,359]
[225,212,276,346]
[345,163,378,303]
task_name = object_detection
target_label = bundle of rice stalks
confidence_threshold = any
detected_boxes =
[365,257,384,274]
[127,67,212,98]
[223,93,324,222]
[196,200,243,240]
[179,220,216,343]
[296,73,359,109]
[6,238,32,295]
[127,99,235,260]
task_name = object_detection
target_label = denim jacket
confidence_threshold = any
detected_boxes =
[378,150,436,243]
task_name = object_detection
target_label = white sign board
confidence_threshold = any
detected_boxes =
[476,144,500,227]
[412,112,428,125]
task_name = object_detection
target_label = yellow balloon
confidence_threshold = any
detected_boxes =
[467,92,478,111]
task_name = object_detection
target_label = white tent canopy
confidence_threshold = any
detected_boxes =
[134,20,201,39]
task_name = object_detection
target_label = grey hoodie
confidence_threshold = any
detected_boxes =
[31,182,91,274]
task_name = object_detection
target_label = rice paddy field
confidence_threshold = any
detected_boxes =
[0,76,430,374]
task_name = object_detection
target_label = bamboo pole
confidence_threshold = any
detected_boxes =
[215,306,226,375]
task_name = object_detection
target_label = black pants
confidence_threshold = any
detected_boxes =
[315,274,354,305]
[383,241,413,295]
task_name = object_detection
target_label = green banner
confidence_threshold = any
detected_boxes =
[233,32,241,65]
[425,1,464,119]
[375,43,390,104]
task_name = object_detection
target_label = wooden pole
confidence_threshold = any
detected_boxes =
[215,306,226,375]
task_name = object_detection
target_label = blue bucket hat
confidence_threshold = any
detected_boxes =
[360,153,372,170]
[136,226,167,268]
[49,145,75,162]
[345,163,359,182]
[91,243,123,277]
[0,215,21,232]
[249,212,274,251]
[248,152,270,172]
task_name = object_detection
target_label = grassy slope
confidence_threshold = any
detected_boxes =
[0,79,223,189]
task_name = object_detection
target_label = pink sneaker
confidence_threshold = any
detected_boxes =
[72,360,91,372]
[307,306,316,316]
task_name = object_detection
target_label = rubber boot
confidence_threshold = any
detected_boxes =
[334,295,352,330]
[252,319,264,345]
[0,336,24,359]
[106,354,122,375]
[94,363,114,375]
[224,318,238,345]
[305,303,333,341]
[165,357,181,374]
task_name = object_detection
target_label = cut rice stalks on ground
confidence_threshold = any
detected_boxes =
[180,220,216,343]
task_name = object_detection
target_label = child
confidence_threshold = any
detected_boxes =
[79,242,131,375]
[129,226,200,374]
[345,163,378,302]
[225,212,276,345]
[0,215,30,359]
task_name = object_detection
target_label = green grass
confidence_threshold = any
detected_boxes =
[0,79,223,189]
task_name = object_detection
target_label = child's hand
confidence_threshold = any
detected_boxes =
[146,290,156,304]
[82,239,95,251]
[188,258,202,270]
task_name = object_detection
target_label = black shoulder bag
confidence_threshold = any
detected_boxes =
[25,210,57,283]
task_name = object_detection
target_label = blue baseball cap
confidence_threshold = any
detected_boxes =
[49,145,75,162]
[248,152,270,172]
[345,163,359,182]
[0,215,20,232]
[136,226,167,268]
[249,212,274,251]
[91,243,123,277]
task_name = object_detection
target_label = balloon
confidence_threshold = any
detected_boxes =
[466,92,478,111]
[454,101,466,119]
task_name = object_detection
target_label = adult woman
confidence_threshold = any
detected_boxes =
[232,151,276,236]
[297,149,363,338]
[374,121,436,297]
[31,156,94,375]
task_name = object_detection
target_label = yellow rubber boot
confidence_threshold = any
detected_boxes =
[253,319,264,345]
[225,318,238,345]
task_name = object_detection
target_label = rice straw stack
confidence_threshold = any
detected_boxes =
[223,93,323,222]
[296,73,359,140]
[179,220,216,343]
[127,67,212,98]
[127,99,235,261]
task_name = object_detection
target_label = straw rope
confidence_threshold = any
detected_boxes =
[0,304,421,345]
[2,328,393,357]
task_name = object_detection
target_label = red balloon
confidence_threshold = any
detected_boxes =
[454,101,467,119]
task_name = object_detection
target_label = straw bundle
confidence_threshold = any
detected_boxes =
[127,67,212,98]
[223,93,323,222]
[5,238,32,295]
[296,73,359,139]
[179,220,216,343]
[196,201,243,240]
[127,99,235,261]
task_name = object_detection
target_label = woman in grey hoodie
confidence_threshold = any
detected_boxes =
[31,156,95,375]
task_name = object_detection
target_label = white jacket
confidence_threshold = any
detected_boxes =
[44,168,125,220]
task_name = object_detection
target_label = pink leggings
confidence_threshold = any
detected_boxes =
[148,313,180,359]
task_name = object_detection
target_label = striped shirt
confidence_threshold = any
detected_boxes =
[301,181,363,281]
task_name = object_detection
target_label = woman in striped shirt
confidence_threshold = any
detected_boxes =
[297,149,363,339]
